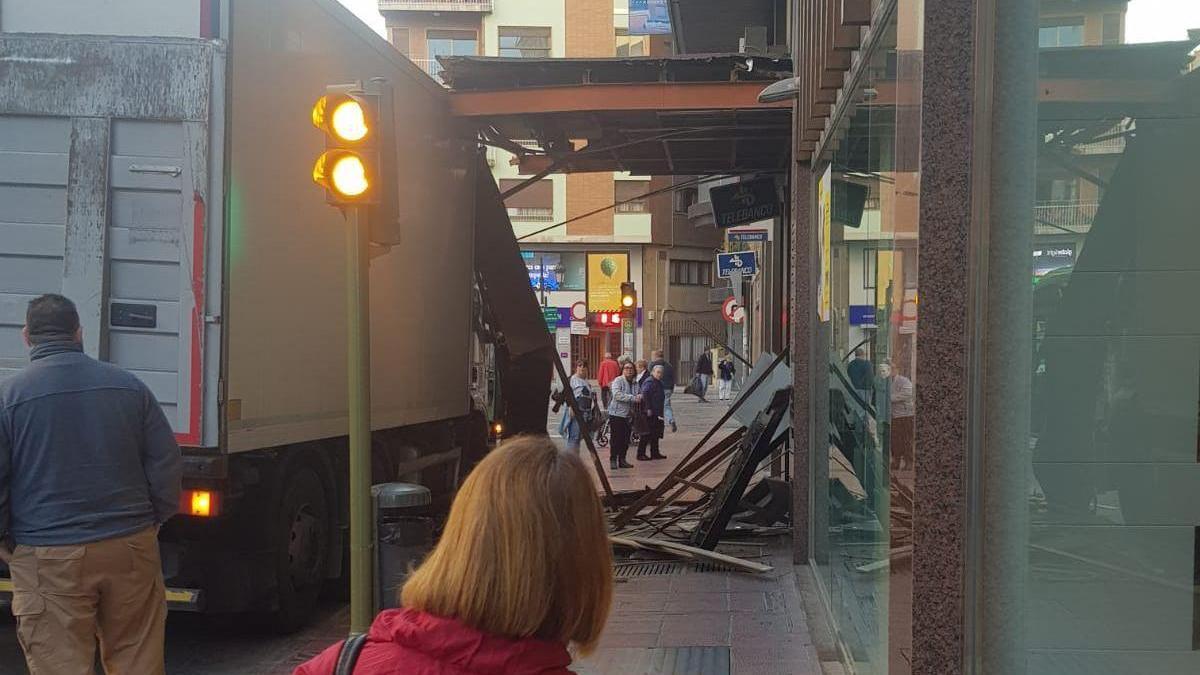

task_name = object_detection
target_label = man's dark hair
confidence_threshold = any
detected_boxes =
[26,294,81,344]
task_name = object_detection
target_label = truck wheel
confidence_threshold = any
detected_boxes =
[271,466,330,632]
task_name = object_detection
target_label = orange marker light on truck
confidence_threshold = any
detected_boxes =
[181,489,218,517]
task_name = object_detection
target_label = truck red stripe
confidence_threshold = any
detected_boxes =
[175,193,206,447]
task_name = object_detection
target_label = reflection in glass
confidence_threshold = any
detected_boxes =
[814,3,922,672]
[1014,6,1200,674]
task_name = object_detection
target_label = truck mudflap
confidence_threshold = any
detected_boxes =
[0,578,204,612]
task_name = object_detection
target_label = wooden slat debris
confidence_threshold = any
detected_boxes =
[610,535,774,574]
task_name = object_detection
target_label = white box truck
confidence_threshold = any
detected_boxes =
[0,0,552,628]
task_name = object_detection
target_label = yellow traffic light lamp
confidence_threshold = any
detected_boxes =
[620,281,637,317]
[312,94,370,142]
[311,150,371,199]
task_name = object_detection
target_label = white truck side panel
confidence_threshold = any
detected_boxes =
[0,36,222,447]
[223,0,474,451]
[0,0,203,37]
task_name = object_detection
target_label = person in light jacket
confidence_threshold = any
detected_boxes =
[607,361,642,469]
[559,361,593,453]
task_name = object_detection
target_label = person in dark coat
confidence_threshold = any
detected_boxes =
[717,355,736,400]
[694,350,713,403]
[636,365,667,461]
[847,348,874,407]
[648,350,677,432]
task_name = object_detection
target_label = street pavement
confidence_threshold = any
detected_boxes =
[0,384,818,674]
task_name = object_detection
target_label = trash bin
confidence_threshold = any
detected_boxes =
[372,482,432,612]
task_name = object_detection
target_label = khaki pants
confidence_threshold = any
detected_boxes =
[8,526,167,675]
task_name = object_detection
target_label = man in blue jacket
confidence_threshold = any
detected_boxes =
[0,294,181,675]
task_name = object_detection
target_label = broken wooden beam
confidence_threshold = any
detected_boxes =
[610,535,774,574]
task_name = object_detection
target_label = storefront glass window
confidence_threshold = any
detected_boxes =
[812,2,922,673]
[560,252,587,290]
[990,5,1200,674]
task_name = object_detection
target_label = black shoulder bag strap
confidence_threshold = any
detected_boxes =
[334,633,369,675]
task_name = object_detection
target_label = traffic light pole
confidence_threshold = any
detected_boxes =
[346,205,373,635]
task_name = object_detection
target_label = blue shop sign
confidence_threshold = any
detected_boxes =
[849,305,877,326]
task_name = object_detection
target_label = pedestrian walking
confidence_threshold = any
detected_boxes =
[718,355,736,400]
[596,351,620,410]
[847,347,874,407]
[694,349,714,403]
[0,294,182,675]
[636,365,668,461]
[559,361,595,453]
[294,436,613,675]
[648,350,677,432]
[607,361,641,469]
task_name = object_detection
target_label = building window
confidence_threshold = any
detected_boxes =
[674,186,698,214]
[499,178,554,221]
[1036,177,1079,203]
[388,27,410,56]
[1102,12,1122,45]
[670,259,713,286]
[499,27,551,58]
[426,29,478,79]
[615,27,649,57]
[614,180,650,213]
[1039,18,1084,48]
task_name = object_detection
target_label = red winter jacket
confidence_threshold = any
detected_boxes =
[596,358,621,388]
[292,608,575,675]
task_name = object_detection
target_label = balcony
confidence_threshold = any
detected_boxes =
[687,200,715,228]
[409,58,446,83]
[378,0,492,11]
[1034,201,1099,235]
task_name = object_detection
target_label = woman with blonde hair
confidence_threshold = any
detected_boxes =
[294,436,613,675]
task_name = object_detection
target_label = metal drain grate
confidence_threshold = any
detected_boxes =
[614,560,730,578]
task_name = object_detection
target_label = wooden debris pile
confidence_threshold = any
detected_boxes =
[606,351,794,574]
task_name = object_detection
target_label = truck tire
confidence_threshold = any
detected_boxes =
[271,466,330,632]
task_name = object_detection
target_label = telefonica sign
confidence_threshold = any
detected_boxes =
[710,178,779,229]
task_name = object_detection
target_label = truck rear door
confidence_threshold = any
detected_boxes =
[0,35,222,447]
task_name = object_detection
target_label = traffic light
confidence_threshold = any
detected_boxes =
[312,85,378,204]
[620,282,637,317]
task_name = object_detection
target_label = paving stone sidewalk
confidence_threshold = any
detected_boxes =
[576,537,819,675]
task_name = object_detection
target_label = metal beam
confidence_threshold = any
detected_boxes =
[450,82,793,117]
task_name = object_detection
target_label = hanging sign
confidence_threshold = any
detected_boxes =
[710,178,779,228]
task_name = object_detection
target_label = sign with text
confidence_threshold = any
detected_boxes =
[586,253,629,312]
[1033,245,1074,277]
[727,229,769,243]
[849,305,877,326]
[710,178,779,229]
[543,307,560,332]
[717,251,758,279]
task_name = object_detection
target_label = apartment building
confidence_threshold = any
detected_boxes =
[379,0,725,373]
